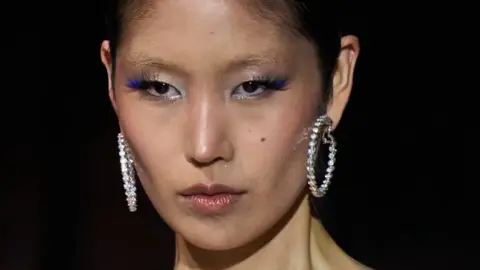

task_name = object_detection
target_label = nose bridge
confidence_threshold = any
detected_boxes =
[185,89,229,165]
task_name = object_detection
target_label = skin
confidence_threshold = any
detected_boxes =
[101,0,361,269]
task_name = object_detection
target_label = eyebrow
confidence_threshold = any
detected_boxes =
[125,55,188,76]
[225,54,278,72]
[125,52,280,75]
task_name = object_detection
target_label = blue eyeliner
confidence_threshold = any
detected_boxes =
[252,75,290,91]
[126,79,143,89]
[270,79,288,90]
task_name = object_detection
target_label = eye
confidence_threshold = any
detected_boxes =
[231,77,289,100]
[127,79,182,100]
[235,81,267,96]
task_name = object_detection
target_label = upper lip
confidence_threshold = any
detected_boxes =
[179,184,245,196]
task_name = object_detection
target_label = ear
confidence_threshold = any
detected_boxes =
[100,40,118,113]
[327,35,360,130]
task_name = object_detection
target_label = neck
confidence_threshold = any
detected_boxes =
[174,195,353,270]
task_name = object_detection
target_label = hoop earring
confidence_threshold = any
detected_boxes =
[306,115,337,198]
[117,133,137,212]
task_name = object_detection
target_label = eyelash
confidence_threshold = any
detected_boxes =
[126,78,182,101]
[232,76,289,100]
[125,75,289,101]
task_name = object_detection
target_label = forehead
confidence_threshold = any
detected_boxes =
[119,0,305,69]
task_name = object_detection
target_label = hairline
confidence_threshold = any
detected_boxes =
[115,0,309,52]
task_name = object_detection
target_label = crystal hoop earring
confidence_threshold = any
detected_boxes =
[306,115,337,198]
[117,133,137,212]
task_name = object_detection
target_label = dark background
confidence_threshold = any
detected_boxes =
[1,1,471,270]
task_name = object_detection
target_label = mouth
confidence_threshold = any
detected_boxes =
[179,183,245,196]
[178,184,246,215]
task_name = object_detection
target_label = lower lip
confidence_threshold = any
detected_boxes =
[180,193,242,215]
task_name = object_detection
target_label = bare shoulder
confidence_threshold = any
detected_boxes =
[342,253,373,270]
[353,261,374,270]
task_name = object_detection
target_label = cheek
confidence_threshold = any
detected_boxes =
[115,94,187,191]
[231,101,314,196]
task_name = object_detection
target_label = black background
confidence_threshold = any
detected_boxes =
[1,1,471,269]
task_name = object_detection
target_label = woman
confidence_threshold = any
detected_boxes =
[100,0,366,269]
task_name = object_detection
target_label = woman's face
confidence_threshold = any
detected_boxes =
[103,0,333,250]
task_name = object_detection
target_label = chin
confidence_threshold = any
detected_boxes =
[176,219,259,251]
[187,237,241,251]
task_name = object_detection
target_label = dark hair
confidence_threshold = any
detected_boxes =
[105,0,343,100]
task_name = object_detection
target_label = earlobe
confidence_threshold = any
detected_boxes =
[100,40,118,113]
[327,35,360,129]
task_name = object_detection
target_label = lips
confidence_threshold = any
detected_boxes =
[178,184,246,215]
[179,183,245,196]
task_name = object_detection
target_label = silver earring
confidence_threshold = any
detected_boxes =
[306,115,337,198]
[117,133,137,212]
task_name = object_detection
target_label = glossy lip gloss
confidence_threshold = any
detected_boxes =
[178,184,245,215]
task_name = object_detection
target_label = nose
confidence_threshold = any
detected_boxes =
[184,93,233,167]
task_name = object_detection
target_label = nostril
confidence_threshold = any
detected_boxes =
[187,156,224,168]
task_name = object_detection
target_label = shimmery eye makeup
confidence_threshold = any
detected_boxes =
[231,75,290,100]
[125,72,182,101]
[250,75,289,90]
[124,70,290,101]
